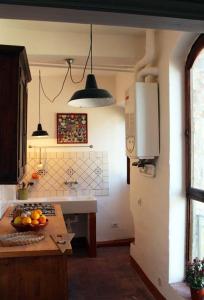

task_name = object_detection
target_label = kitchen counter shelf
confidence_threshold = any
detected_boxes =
[0,204,72,258]
[0,204,71,300]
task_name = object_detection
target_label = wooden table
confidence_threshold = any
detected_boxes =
[0,204,72,300]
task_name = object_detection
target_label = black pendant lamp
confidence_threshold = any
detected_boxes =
[68,24,115,108]
[32,70,49,137]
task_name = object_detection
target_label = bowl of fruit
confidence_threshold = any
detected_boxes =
[11,209,48,232]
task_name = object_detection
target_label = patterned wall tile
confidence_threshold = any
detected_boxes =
[24,151,109,197]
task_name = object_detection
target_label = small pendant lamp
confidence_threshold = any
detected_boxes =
[32,70,49,137]
[68,24,115,108]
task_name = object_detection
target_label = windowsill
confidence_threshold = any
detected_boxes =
[171,282,191,300]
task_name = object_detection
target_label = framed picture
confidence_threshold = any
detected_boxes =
[57,113,88,144]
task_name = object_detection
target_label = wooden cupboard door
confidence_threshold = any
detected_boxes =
[17,71,28,182]
[17,78,24,180]
[0,56,19,183]
[0,46,31,184]
[0,255,69,300]
[22,85,28,170]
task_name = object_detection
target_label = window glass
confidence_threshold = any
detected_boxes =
[191,200,204,259]
[191,49,204,189]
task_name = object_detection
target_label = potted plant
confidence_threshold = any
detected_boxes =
[186,258,204,300]
[17,181,33,200]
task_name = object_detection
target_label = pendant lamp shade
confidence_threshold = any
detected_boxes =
[32,70,49,137]
[68,25,115,108]
[32,123,48,137]
[68,74,114,108]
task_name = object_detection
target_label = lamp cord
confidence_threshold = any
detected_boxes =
[68,47,91,84]
[68,23,92,83]
[39,70,41,123]
[91,24,93,74]
[68,39,91,83]
[39,66,70,104]
[39,24,93,103]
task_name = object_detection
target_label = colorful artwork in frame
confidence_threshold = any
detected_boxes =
[57,113,88,144]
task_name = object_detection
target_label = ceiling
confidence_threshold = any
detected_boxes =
[3,19,145,36]
[0,19,146,73]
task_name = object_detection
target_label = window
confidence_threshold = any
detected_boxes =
[186,34,204,260]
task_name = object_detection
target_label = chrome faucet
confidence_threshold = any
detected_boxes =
[64,180,78,188]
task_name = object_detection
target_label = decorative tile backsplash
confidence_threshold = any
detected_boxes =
[24,151,109,197]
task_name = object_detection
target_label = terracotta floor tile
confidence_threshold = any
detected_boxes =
[68,246,155,300]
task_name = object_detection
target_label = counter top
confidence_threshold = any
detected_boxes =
[13,195,97,214]
[13,195,96,203]
[0,204,72,258]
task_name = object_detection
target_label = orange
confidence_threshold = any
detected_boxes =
[38,215,47,224]
[35,209,42,215]
[22,217,32,225]
[31,219,39,225]
[32,172,39,180]
[31,211,40,220]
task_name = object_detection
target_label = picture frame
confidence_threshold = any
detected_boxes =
[57,113,88,144]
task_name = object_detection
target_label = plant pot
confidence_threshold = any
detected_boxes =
[190,287,204,300]
[17,188,28,200]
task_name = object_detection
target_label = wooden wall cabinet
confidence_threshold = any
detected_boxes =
[0,45,31,184]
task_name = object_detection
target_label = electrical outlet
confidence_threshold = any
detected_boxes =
[138,198,142,206]
[111,223,119,228]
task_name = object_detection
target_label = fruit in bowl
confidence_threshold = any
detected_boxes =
[11,209,48,232]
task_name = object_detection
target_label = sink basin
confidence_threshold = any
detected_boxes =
[13,195,97,214]
[47,196,97,214]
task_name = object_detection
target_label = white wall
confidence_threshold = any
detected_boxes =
[0,185,16,218]
[130,30,199,300]
[27,67,134,241]
[130,30,175,296]
[116,72,135,105]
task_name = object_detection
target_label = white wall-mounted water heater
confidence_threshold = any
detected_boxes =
[125,82,159,159]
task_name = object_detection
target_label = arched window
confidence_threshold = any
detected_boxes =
[185,34,204,260]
